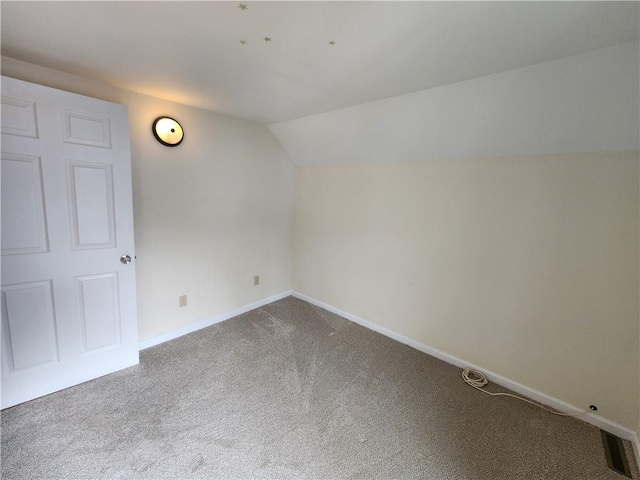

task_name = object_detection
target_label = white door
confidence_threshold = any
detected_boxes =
[1,76,139,408]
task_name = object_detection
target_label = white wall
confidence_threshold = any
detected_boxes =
[270,42,639,165]
[293,152,639,432]
[1,57,295,342]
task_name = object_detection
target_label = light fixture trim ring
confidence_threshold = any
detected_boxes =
[152,116,184,147]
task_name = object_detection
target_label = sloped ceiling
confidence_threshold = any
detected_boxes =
[269,42,640,165]
[2,1,638,125]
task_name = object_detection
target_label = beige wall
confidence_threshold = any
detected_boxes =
[2,57,295,342]
[293,152,639,432]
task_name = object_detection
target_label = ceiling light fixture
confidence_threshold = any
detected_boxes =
[152,117,184,147]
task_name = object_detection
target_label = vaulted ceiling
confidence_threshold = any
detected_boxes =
[2,1,638,125]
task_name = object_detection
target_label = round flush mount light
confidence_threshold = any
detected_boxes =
[152,117,183,147]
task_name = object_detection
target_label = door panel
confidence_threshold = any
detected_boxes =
[1,153,49,255]
[76,273,121,352]
[63,109,111,148]
[0,96,38,138]
[2,281,59,370]
[1,76,139,408]
[68,162,115,249]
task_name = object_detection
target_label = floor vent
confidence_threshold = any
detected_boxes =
[601,430,632,478]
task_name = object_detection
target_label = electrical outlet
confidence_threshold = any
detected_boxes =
[179,295,187,308]
[253,275,260,286]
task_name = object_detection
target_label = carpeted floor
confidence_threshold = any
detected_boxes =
[2,296,638,479]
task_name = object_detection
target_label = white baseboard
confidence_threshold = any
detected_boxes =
[138,291,292,351]
[292,290,640,459]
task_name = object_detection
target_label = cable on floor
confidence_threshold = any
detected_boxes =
[461,368,591,417]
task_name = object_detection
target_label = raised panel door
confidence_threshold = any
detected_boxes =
[1,76,139,408]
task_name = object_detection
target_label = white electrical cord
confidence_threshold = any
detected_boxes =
[461,368,591,417]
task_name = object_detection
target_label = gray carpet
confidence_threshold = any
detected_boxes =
[2,296,638,479]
